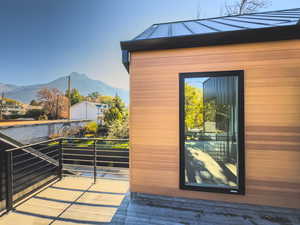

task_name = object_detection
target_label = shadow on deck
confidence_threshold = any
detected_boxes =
[0,177,129,225]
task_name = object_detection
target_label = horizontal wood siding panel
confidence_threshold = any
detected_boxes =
[130,39,300,209]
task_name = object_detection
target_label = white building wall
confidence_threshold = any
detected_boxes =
[70,102,97,121]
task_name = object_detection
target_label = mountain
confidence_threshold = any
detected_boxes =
[0,83,18,93]
[0,72,129,104]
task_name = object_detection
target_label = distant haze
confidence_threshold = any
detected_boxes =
[0,72,129,104]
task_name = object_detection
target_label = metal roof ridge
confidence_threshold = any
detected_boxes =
[151,8,300,26]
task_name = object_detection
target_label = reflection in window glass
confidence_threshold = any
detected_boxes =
[181,73,243,193]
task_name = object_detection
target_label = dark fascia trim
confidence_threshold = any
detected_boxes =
[179,70,245,195]
[122,50,130,73]
[120,25,300,52]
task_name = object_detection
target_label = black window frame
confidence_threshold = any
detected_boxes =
[179,70,245,195]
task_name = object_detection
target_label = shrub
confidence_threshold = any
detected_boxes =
[107,118,129,139]
[84,122,98,135]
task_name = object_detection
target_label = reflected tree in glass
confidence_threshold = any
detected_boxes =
[184,76,239,189]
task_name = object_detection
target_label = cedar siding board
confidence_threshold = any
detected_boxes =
[129,39,300,209]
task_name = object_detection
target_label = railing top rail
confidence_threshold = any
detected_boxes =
[64,138,129,141]
[5,137,129,152]
[5,137,63,152]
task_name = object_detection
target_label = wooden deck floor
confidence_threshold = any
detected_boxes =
[1,176,299,225]
[0,177,129,225]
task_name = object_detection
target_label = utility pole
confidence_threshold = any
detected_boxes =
[67,76,71,120]
[0,93,4,121]
[56,95,59,120]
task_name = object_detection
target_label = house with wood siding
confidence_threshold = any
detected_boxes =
[120,8,300,210]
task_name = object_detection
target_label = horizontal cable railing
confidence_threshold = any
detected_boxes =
[62,138,129,183]
[2,137,129,214]
[4,138,62,212]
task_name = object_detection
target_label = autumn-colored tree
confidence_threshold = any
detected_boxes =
[84,121,99,135]
[2,97,21,106]
[98,95,114,105]
[184,84,204,130]
[37,88,69,119]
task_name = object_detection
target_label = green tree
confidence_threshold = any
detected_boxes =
[185,84,204,130]
[30,99,40,106]
[66,88,83,105]
[104,95,129,138]
[107,116,129,139]
[88,92,101,99]
[26,109,45,120]
[104,95,126,126]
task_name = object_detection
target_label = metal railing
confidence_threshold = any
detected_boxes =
[4,138,62,212]
[2,137,129,214]
[62,138,129,183]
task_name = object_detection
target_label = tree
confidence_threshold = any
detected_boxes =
[107,116,129,139]
[2,97,21,106]
[37,88,69,119]
[25,109,45,120]
[103,95,128,138]
[104,95,126,126]
[86,92,102,103]
[30,99,40,106]
[88,92,101,99]
[224,0,270,16]
[104,107,123,126]
[98,95,114,105]
[84,121,98,135]
[65,88,83,105]
[185,84,204,130]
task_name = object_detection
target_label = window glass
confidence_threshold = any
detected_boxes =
[180,71,244,194]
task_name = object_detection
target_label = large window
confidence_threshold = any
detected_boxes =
[179,71,245,194]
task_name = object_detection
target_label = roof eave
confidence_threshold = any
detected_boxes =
[120,25,300,52]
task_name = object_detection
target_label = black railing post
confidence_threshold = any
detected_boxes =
[93,140,97,184]
[6,151,13,212]
[58,139,63,180]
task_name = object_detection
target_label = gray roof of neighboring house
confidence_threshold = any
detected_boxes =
[120,8,300,53]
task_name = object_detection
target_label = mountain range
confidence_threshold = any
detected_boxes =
[0,72,129,104]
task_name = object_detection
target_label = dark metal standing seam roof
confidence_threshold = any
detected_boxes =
[120,8,300,54]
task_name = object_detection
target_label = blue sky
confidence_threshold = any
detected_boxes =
[0,0,299,90]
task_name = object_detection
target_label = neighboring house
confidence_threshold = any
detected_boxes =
[22,104,43,112]
[70,101,109,124]
[0,99,44,119]
[1,104,24,116]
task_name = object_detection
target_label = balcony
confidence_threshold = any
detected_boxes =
[0,138,129,224]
